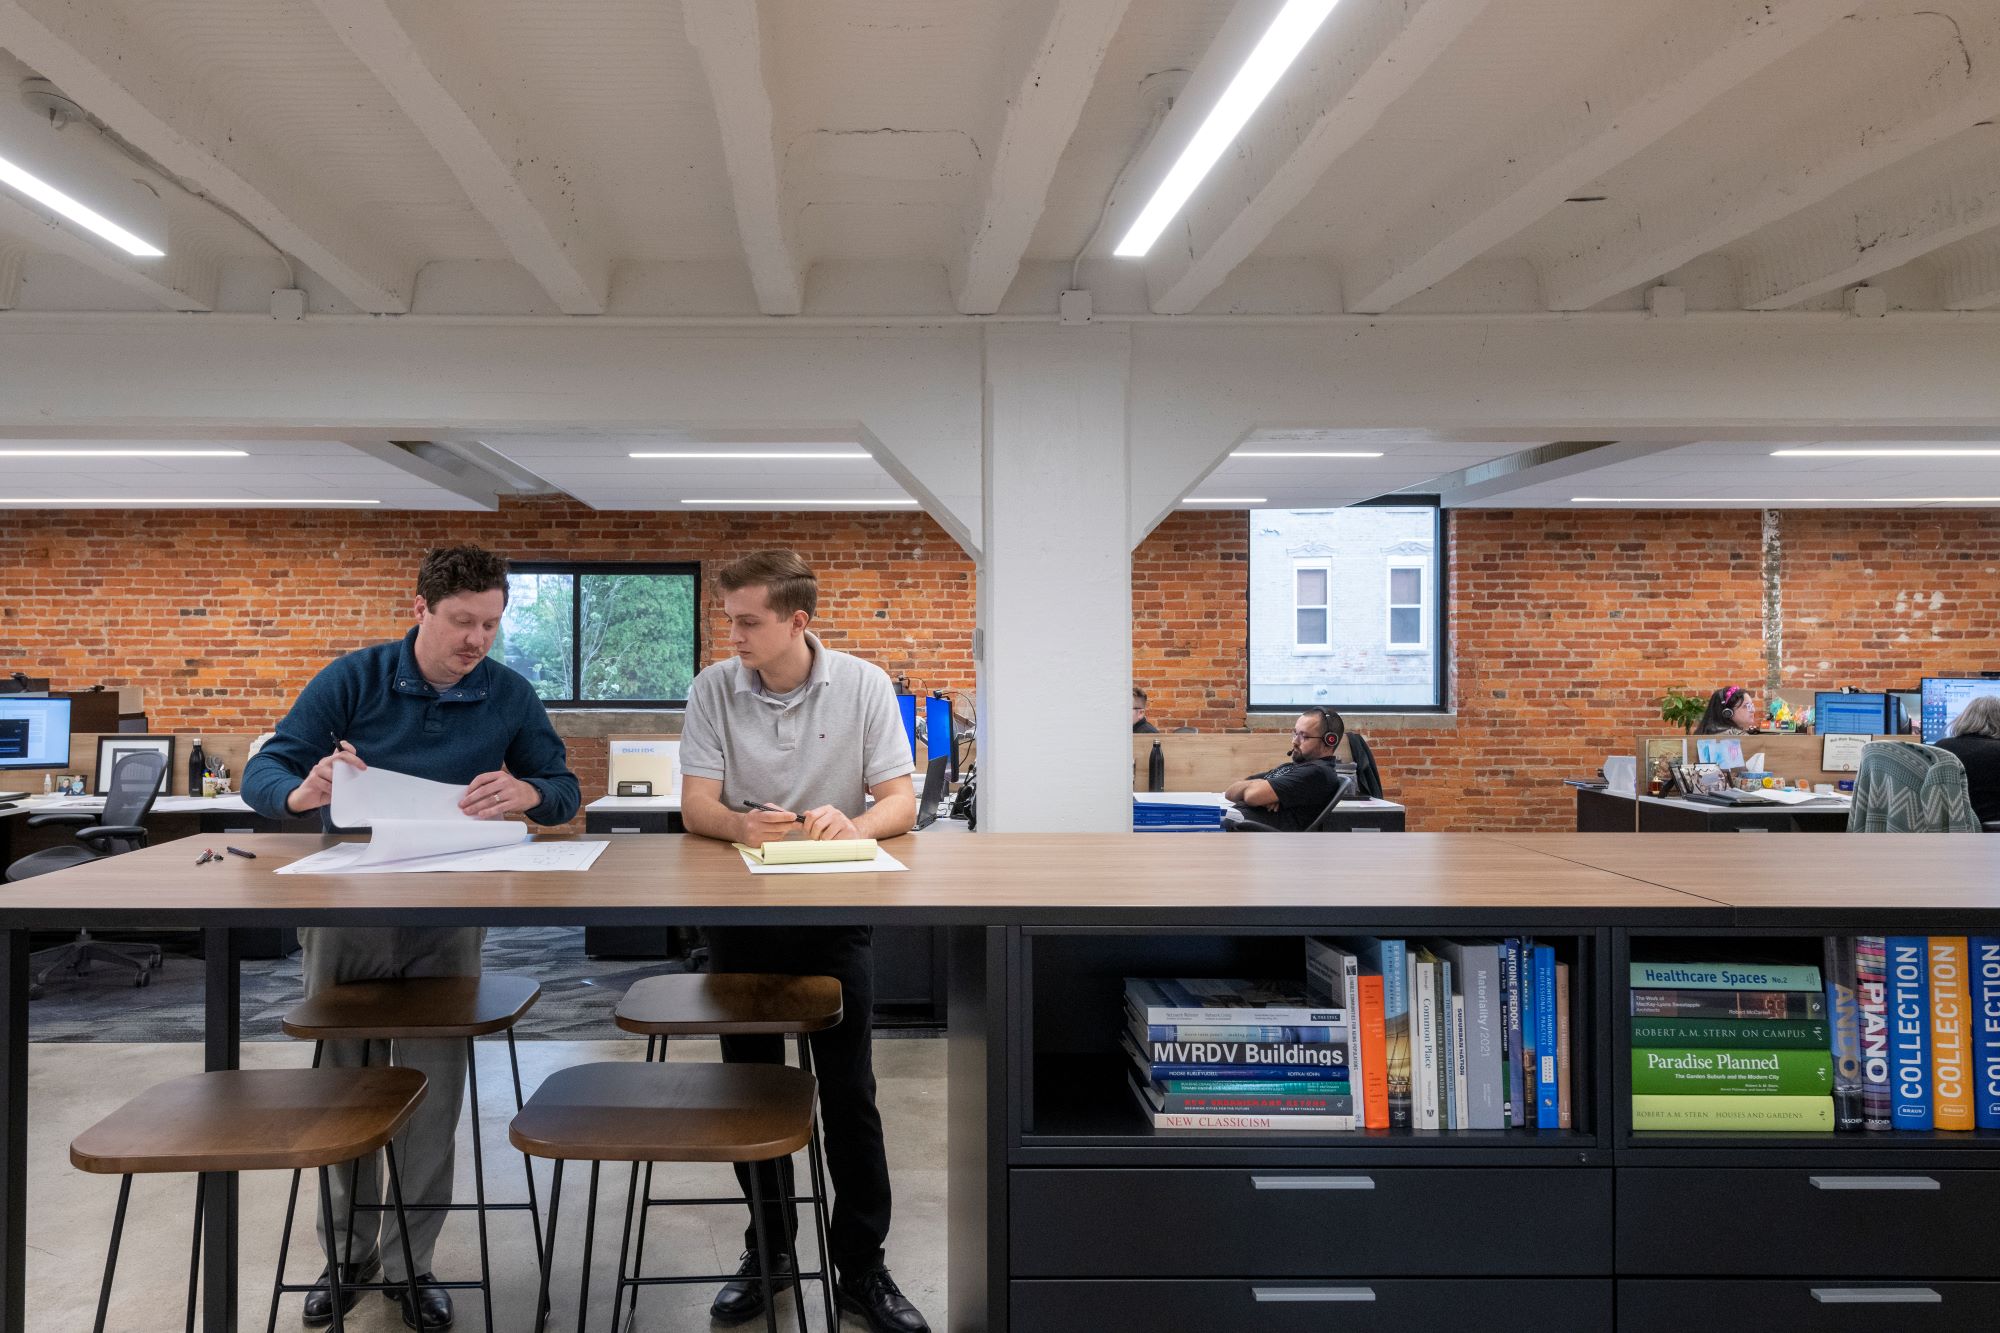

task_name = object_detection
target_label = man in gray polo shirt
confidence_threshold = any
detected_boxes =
[679,549,927,1333]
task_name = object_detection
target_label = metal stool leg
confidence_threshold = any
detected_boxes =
[266,1168,303,1333]
[92,1174,132,1333]
[342,1043,369,1279]
[747,1167,780,1333]
[576,1160,602,1333]
[508,1028,549,1320]
[620,1032,665,1329]
[613,1160,641,1331]
[465,1037,496,1333]
[800,1036,837,1332]
[383,1142,425,1323]
[184,1172,206,1333]
[317,1167,349,1333]
[534,1160,564,1333]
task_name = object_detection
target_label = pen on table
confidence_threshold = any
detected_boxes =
[739,799,806,824]
[224,846,256,859]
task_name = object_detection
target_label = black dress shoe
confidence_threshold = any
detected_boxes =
[709,1248,798,1325]
[386,1272,453,1330]
[836,1267,931,1333]
[300,1255,379,1326]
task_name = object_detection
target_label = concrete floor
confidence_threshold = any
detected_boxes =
[29,1037,946,1331]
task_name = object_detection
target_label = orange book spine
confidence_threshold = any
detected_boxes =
[1357,973,1389,1130]
[1931,937,1974,1129]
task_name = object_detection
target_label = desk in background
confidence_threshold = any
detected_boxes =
[1572,785,1852,834]
[1136,790,1407,832]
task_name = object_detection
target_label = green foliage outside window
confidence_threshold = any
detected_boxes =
[493,566,698,705]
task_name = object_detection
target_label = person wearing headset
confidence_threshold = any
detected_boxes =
[1695,686,1761,735]
[1222,707,1346,830]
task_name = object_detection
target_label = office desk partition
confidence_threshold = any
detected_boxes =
[1571,787,1853,834]
[4,833,1999,1331]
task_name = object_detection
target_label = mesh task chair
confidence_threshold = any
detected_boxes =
[3,750,168,993]
[1225,774,1357,832]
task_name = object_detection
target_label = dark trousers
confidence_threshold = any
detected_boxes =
[701,925,891,1279]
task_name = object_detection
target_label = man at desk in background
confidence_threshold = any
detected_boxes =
[1223,707,1346,831]
[1133,687,1160,733]
[677,549,928,1333]
[244,545,579,1330]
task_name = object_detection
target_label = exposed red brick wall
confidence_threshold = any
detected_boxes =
[7,501,1997,833]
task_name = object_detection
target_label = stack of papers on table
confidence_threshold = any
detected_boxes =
[276,765,605,874]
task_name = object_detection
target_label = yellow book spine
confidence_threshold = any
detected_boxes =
[1930,936,1974,1130]
[1630,1094,1833,1131]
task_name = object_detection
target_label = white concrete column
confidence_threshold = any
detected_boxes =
[976,324,1133,832]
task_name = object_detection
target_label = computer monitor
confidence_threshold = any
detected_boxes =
[898,694,954,767]
[0,675,50,696]
[0,696,71,769]
[1814,691,1890,736]
[1920,677,2000,743]
[914,754,949,830]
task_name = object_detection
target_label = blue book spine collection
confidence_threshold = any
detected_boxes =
[1886,936,1933,1131]
[1533,945,1559,1129]
[1971,936,2000,1131]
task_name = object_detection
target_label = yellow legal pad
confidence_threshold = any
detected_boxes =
[731,839,881,865]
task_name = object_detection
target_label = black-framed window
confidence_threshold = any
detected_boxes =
[1247,498,1448,713]
[492,562,701,708]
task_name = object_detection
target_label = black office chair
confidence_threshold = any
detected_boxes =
[1225,775,1357,832]
[3,750,168,993]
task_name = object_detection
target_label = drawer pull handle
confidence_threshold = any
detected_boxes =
[610,826,643,834]
[1811,1288,1941,1305]
[1253,1287,1376,1303]
[1808,1175,1940,1191]
[1251,1175,1374,1191]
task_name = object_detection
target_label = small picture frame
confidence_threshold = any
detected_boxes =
[95,735,174,796]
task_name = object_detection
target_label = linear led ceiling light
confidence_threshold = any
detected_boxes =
[680,498,919,506]
[1183,496,1268,505]
[631,451,871,460]
[1771,448,2000,458]
[0,448,246,458]
[1233,450,1384,458]
[1572,496,2000,505]
[1114,0,1340,258]
[0,152,163,256]
[0,497,379,506]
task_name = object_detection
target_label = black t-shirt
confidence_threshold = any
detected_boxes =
[1936,735,2000,824]
[1133,718,1159,734]
[1238,757,1345,831]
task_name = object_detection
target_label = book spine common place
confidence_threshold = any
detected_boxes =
[1857,935,1893,1131]
[1629,989,1827,1020]
[1413,954,1440,1130]
[1887,936,1934,1131]
[1974,937,2000,1131]
[1630,1017,1832,1049]
[1356,974,1389,1130]
[1822,937,1865,1132]
[1630,1049,1835,1096]
[1629,962,1823,991]
[1533,946,1559,1129]
[1929,937,1973,1131]
[1631,1094,1835,1132]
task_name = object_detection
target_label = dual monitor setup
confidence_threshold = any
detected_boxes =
[1814,677,2000,743]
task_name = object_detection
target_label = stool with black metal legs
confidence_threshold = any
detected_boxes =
[510,1059,822,1333]
[278,974,545,1333]
[612,972,843,1332]
[69,1066,428,1333]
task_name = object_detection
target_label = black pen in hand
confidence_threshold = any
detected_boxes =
[739,799,806,824]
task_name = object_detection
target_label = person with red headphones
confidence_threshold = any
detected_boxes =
[1695,686,1761,735]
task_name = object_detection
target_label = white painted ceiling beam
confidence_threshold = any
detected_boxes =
[0,238,24,308]
[1342,0,1856,314]
[682,0,804,316]
[0,0,416,312]
[1939,234,2000,311]
[310,0,610,315]
[1543,12,2000,312]
[1143,0,1492,316]
[1738,146,2000,309]
[0,192,216,310]
[953,0,1133,314]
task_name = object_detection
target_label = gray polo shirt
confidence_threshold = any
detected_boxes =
[679,632,915,816]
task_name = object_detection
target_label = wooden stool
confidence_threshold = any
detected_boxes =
[69,1067,428,1333]
[280,973,543,1333]
[509,1060,821,1333]
[612,973,842,1331]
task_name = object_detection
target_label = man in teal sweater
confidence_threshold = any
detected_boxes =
[245,546,577,1329]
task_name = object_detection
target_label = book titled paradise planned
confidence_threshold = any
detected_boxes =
[1630,1049,1834,1097]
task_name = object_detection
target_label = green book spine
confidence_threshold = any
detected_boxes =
[1631,1094,1834,1132]
[1630,1017,1832,1049]
[1629,962,1823,992]
[1631,1049,1834,1096]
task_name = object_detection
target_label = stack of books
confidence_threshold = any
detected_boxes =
[1306,937,1571,1132]
[1828,935,2000,1132]
[1628,960,1834,1131]
[1121,978,1352,1131]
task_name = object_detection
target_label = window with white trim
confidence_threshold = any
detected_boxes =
[1293,560,1331,651]
[1386,562,1427,651]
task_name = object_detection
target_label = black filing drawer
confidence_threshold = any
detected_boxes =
[1617,1169,2000,1278]
[1010,1168,1612,1277]
[1617,1280,2000,1331]
[584,811,680,835]
[1010,1278,1612,1332]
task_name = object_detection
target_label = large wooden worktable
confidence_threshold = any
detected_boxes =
[3,830,1997,1331]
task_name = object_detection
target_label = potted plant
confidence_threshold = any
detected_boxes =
[1659,689,1705,734]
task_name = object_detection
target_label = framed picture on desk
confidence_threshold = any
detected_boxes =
[94,734,173,795]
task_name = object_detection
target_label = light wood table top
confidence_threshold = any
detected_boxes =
[1494,832,2000,917]
[0,830,1723,926]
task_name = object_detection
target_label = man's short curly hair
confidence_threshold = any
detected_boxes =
[416,545,510,609]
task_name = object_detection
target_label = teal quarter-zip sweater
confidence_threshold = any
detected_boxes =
[243,627,580,829]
